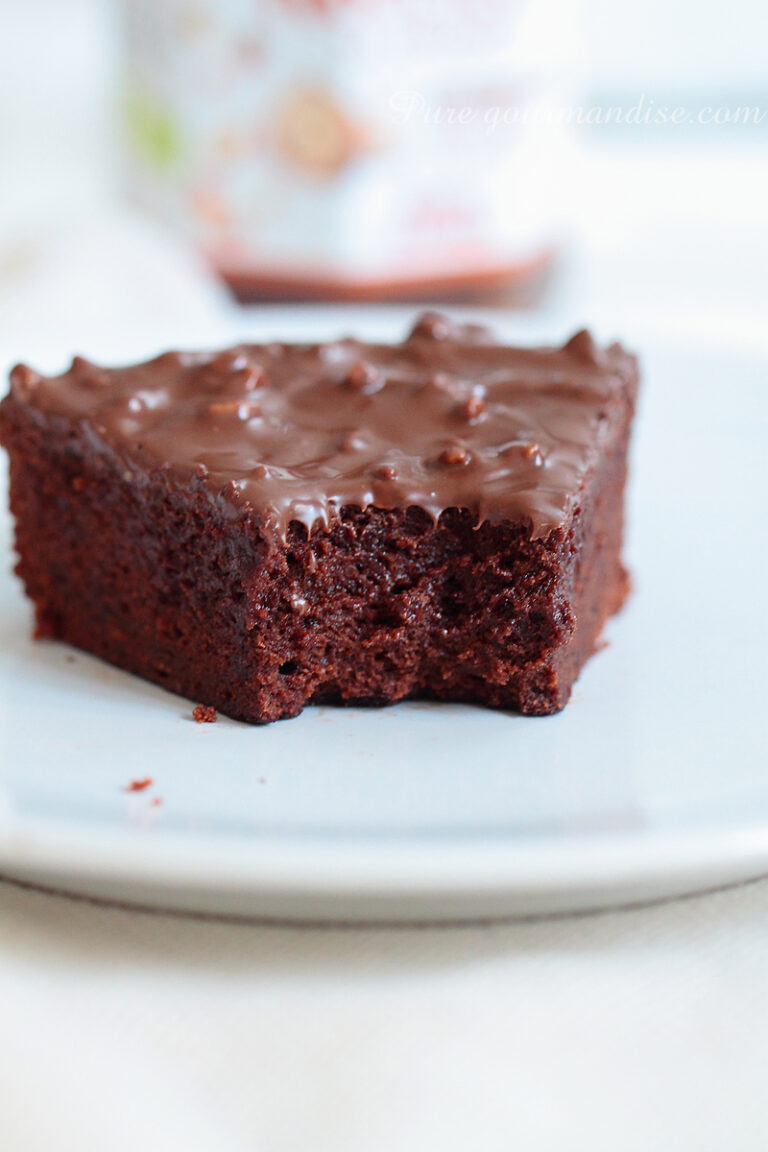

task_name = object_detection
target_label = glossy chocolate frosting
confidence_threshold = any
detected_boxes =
[7,313,636,540]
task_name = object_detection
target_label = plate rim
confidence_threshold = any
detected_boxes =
[3,816,768,898]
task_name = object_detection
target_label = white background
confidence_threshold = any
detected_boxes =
[2,0,766,349]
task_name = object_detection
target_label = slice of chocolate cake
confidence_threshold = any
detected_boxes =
[0,314,638,723]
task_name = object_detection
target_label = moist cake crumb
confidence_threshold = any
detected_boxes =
[193,704,218,724]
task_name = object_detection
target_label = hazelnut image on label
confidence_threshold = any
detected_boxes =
[276,86,367,177]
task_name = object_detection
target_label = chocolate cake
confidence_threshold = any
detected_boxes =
[0,314,638,723]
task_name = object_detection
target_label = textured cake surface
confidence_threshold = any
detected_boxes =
[0,314,638,723]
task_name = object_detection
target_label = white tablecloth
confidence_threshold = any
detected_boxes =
[2,875,768,1151]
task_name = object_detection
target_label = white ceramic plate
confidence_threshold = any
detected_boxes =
[1,315,766,921]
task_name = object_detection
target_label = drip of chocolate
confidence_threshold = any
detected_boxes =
[8,314,636,540]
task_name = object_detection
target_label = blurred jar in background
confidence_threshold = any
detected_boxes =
[121,0,578,302]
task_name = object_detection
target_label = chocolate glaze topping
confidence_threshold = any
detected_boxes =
[7,313,636,540]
